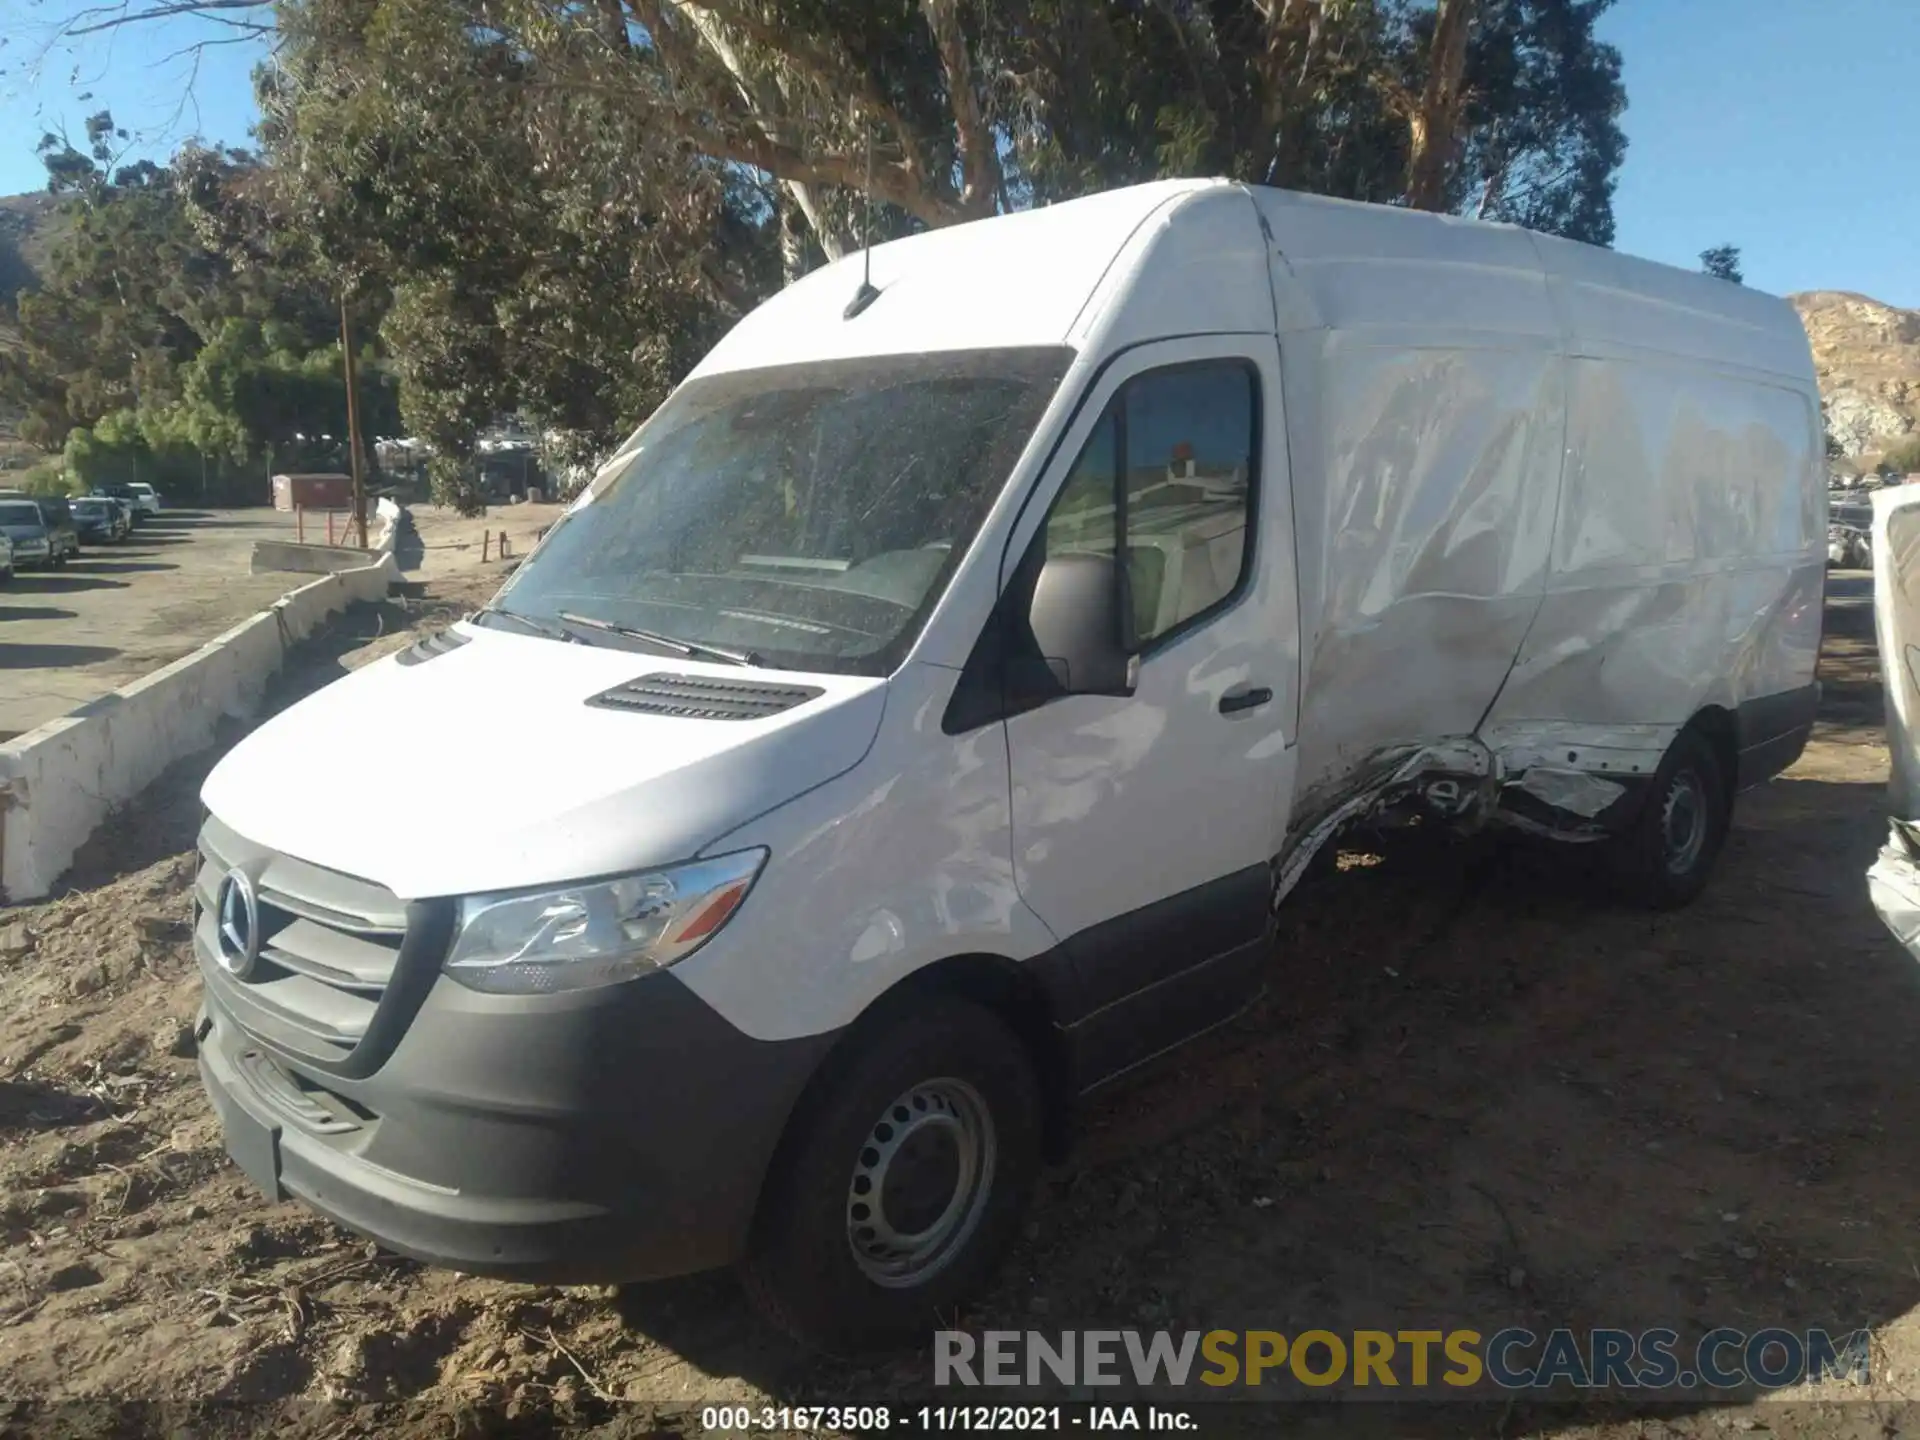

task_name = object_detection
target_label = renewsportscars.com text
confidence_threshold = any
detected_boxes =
[934,1328,1872,1393]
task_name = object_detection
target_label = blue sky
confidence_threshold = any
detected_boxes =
[1,0,1916,307]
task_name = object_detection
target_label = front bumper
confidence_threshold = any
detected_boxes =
[196,930,837,1284]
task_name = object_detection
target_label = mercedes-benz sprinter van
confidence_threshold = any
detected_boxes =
[194,179,1825,1351]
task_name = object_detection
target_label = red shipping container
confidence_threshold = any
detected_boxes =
[271,473,354,511]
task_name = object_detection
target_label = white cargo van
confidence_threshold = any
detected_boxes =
[193,179,1825,1350]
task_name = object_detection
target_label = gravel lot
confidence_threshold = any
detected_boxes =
[0,508,308,740]
[0,570,1914,1438]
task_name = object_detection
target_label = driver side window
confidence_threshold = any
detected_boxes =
[1041,360,1259,648]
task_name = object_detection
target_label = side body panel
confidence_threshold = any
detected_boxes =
[1251,190,1567,824]
[1480,236,1826,782]
[679,662,1055,1044]
[1254,189,1825,842]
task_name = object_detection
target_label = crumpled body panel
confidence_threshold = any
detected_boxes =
[1261,193,1825,855]
[1291,339,1566,806]
[1482,359,1825,745]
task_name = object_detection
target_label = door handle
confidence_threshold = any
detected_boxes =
[1218,684,1273,715]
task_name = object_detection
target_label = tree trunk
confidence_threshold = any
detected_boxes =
[339,293,368,550]
[1404,0,1476,212]
[778,188,811,286]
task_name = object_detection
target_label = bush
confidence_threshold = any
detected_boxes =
[1882,436,1920,475]
[15,461,82,497]
[427,454,489,516]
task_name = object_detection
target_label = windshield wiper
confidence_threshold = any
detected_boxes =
[472,606,582,644]
[559,612,759,667]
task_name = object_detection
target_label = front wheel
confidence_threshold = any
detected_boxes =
[1608,727,1731,909]
[739,998,1043,1354]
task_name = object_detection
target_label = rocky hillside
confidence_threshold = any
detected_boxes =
[1791,290,1920,459]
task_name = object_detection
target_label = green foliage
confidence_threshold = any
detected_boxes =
[11,2,1630,488]
[1700,245,1743,285]
[14,461,81,496]
[426,453,489,517]
[261,0,762,469]
[0,122,400,503]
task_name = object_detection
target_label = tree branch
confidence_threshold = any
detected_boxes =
[63,0,273,38]
[919,0,998,218]
[672,0,920,164]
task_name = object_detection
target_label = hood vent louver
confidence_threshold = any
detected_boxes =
[395,628,472,667]
[588,673,824,721]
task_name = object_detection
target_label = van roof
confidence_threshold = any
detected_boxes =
[692,179,1812,388]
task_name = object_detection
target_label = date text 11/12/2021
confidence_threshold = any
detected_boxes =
[698,1406,1197,1432]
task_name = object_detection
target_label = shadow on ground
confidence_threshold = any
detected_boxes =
[0,643,121,668]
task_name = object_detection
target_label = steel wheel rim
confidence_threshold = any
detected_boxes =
[1662,769,1708,876]
[846,1077,996,1289]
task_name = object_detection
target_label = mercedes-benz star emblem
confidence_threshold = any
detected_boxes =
[215,866,262,979]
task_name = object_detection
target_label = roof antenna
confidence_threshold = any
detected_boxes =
[843,125,881,320]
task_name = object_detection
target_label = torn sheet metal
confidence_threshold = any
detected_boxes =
[1869,822,1920,956]
[1507,766,1627,818]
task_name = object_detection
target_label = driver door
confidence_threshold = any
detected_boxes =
[1002,335,1299,1085]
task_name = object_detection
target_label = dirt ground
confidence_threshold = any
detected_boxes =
[4,570,1920,1437]
[403,501,567,581]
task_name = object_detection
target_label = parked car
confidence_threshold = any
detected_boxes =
[0,492,81,562]
[192,178,1826,1352]
[127,481,162,517]
[94,492,137,531]
[0,499,58,569]
[71,495,130,544]
[91,484,148,525]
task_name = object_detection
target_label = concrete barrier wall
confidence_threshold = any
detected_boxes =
[253,497,405,574]
[0,554,398,903]
[251,541,387,576]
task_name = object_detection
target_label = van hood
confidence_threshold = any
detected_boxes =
[201,624,889,899]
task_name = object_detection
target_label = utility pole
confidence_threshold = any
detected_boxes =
[339,292,369,549]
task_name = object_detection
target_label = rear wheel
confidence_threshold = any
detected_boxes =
[740,998,1043,1354]
[1609,726,1731,909]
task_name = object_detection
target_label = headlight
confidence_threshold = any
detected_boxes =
[444,849,768,995]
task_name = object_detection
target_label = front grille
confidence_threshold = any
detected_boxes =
[586,672,824,721]
[196,815,409,1065]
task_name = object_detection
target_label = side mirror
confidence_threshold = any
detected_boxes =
[1027,552,1137,697]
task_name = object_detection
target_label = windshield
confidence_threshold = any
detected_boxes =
[489,347,1072,675]
[0,503,42,526]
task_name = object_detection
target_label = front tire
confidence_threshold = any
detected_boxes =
[740,998,1043,1354]
[1609,726,1731,909]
